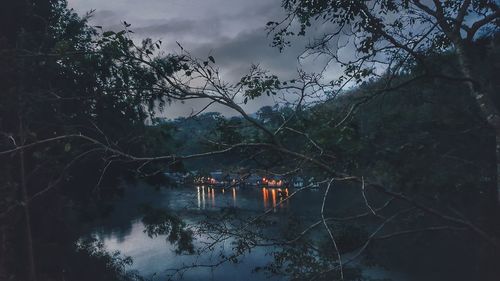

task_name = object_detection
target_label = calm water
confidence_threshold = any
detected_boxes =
[87,185,315,280]
[85,183,406,281]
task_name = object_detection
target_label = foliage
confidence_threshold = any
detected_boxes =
[69,237,144,281]
[140,205,194,254]
[0,1,188,279]
[161,38,500,279]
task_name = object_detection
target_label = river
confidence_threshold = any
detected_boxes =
[84,183,409,281]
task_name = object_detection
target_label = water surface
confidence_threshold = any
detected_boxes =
[87,184,407,281]
[89,185,318,280]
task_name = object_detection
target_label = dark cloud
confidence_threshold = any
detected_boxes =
[188,27,306,81]
[69,0,341,117]
[133,19,220,37]
[71,0,303,80]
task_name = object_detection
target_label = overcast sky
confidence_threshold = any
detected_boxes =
[68,0,332,118]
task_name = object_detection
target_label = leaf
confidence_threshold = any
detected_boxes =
[208,56,215,64]
[103,31,115,37]
[176,41,184,50]
[64,143,71,152]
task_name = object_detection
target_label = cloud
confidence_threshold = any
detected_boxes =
[133,19,217,37]
[69,0,343,117]
[187,27,305,81]
[71,0,303,81]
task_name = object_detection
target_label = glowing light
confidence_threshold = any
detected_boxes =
[271,189,277,211]
[262,187,268,209]
[211,188,215,207]
[232,187,236,206]
[197,186,201,209]
[202,186,206,209]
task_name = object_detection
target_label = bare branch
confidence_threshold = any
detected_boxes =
[320,178,343,280]
[466,10,500,41]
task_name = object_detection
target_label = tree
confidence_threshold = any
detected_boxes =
[2,1,499,280]
[133,2,499,279]
[268,0,500,200]
[0,1,187,280]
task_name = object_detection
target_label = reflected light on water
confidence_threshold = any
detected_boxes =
[195,186,289,211]
[197,186,201,209]
[202,186,206,209]
[232,187,236,206]
[262,187,268,209]
[283,188,289,208]
[271,189,277,211]
[261,188,290,210]
[211,188,215,207]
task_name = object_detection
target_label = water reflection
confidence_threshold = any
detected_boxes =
[211,188,215,207]
[262,187,268,209]
[196,186,289,212]
[271,189,277,211]
[232,187,236,206]
[197,186,218,209]
[261,187,289,211]
[195,186,291,212]
[202,186,205,209]
[88,183,408,281]
[197,186,201,209]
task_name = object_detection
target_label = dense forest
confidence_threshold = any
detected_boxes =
[1,1,499,281]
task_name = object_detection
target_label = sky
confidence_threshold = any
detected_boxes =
[68,0,333,118]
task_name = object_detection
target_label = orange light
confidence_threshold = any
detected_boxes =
[271,189,277,209]
[262,187,268,209]
[232,188,237,206]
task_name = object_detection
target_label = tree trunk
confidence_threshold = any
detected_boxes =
[455,41,500,203]
[496,134,500,202]
[0,225,7,280]
[19,119,37,281]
